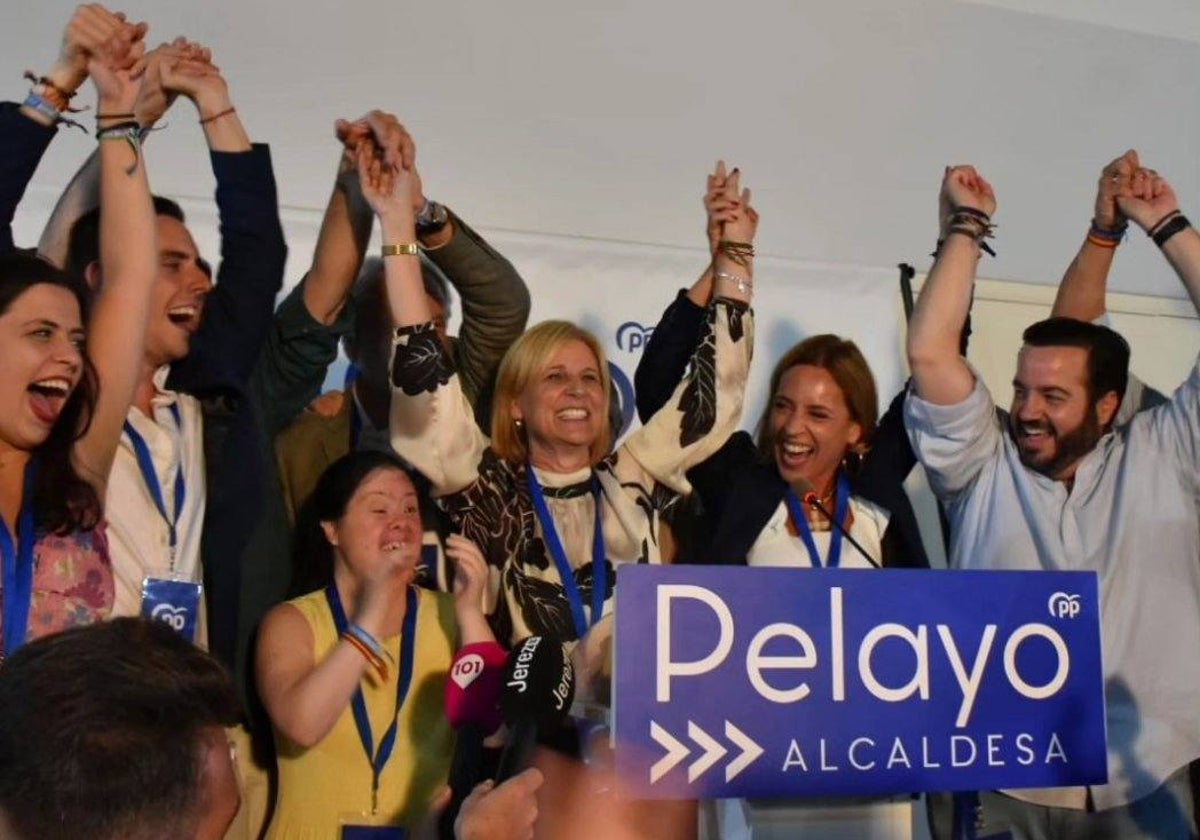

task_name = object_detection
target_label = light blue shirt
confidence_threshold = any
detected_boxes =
[905,359,1200,810]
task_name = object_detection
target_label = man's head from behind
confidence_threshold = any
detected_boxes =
[1009,317,1130,482]
[0,618,242,840]
[343,256,451,395]
[66,198,214,370]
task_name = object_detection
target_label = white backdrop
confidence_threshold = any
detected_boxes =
[5,0,1200,298]
[8,0,1200,580]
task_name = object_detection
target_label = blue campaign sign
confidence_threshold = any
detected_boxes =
[613,566,1106,800]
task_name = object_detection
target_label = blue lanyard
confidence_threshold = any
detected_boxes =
[783,473,852,568]
[1,459,39,656]
[525,465,608,640]
[325,583,418,813]
[123,404,185,571]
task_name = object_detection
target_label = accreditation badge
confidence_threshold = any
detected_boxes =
[140,577,202,641]
[338,812,406,839]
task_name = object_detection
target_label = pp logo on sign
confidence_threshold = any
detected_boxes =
[452,653,485,689]
[1048,592,1081,620]
[151,603,188,632]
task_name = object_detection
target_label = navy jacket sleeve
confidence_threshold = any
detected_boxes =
[858,386,916,495]
[168,144,287,394]
[633,289,707,423]
[0,102,57,254]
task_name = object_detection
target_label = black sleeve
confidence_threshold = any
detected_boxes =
[685,431,759,524]
[858,385,917,493]
[168,145,287,393]
[0,102,56,254]
[634,289,707,422]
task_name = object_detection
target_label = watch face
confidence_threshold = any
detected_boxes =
[418,201,449,231]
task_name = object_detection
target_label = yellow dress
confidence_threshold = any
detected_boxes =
[266,587,456,839]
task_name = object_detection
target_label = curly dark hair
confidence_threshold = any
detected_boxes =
[0,251,101,533]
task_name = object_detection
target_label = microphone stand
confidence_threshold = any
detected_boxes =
[802,492,881,569]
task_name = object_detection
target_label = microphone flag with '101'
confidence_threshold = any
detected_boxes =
[494,635,575,782]
[445,640,508,734]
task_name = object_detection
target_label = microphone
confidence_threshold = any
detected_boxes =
[441,641,512,834]
[796,478,881,569]
[493,635,575,783]
[445,641,508,734]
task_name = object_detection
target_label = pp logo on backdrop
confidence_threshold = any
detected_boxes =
[608,363,636,438]
[616,321,655,353]
[610,321,653,439]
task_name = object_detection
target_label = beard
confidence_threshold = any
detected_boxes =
[1011,411,1103,479]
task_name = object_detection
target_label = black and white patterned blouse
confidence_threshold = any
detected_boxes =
[388,300,753,647]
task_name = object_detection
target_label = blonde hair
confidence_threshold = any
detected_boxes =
[490,320,612,465]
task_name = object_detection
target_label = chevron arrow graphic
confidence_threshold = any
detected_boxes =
[724,721,765,781]
[650,721,690,784]
[687,721,728,783]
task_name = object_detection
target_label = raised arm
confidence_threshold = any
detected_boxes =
[906,166,994,405]
[1051,151,1138,321]
[1117,166,1200,472]
[369,139,489,493]
[1120,169,1200,314]
[163,50,287,390]
[296,113,395,325]
[429,209,531,417]
[38,37,206,266]
[633,161,734,422]
[73,26,158,494]
[246,114,391,438]
[622,167,756,492]
[3,6,133,256]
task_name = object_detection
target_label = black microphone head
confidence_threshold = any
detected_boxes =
[499,636,575,729]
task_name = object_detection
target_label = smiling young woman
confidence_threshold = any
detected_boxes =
[255,450,459,836]
[0,20,160,658]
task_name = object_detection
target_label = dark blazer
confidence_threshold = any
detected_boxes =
[634,289,929,569]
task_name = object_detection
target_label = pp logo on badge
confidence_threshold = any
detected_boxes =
[1048,592,1081,620]
[451,653,485,689]
[151,603,188,632]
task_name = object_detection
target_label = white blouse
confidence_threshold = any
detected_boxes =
[746,495,890,570]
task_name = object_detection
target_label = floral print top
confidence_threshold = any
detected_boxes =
[388,299,753,646]
[1,524,114,656]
